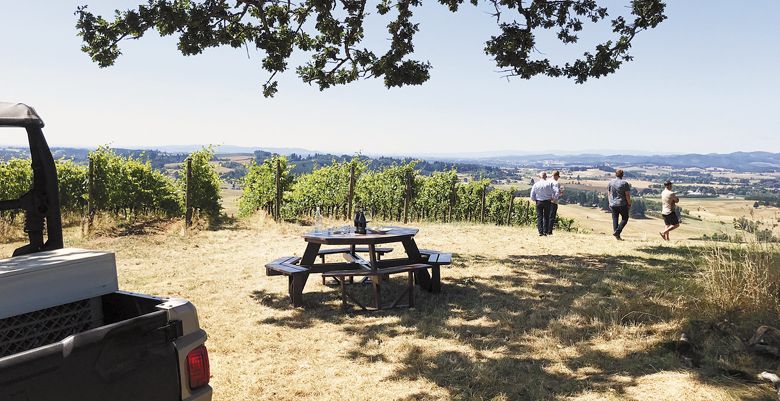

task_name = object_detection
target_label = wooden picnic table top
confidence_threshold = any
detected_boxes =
[303,226,419,246]
[268,226,442,307]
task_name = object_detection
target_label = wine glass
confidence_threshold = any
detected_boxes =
[363,210,373,228]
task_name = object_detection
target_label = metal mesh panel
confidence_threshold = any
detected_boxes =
[0,298,102,358]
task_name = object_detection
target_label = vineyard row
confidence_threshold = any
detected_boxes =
[239,157,575,230]
[0,146,221,224]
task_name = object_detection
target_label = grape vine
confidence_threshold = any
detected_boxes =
[240,158,575,230]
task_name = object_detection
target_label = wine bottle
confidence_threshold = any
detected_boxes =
[354,209,361,233]
[357,210,367,234]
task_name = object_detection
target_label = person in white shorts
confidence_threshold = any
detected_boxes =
[660,180,680,241]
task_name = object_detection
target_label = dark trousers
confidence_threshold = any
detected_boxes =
[536,200,552,234]
[611,205,629,236]
[548,203,558,234]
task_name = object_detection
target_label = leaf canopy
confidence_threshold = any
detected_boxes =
[76,0,666,97]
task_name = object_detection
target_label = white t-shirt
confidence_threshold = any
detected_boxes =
[551,180,562,203]
[661,188,677,215]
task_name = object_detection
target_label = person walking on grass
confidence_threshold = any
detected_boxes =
[548,171,563,235]
[608,169,631,240]
[530,171,559,236]
[660,180,680,240]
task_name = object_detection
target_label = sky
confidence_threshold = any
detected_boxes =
[1,1,778,155]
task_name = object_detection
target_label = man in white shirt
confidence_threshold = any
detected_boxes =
[530,172,560,236]
[660,180,680,240]
[548,171,563,235]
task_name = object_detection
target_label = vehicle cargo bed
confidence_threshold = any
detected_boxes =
[0,292,182,401]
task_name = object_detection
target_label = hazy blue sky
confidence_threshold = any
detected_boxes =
[1,1,778,155]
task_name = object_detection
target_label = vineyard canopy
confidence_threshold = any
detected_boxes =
[0,102,44,128]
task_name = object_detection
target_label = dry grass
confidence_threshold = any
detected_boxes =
[558,198,780,240]
[0,219,25,243]
[0,216,777,400]
[697,242,780,323]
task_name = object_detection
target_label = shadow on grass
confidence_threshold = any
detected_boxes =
[636,244,708,259]
[108,217,174,236]
[206,213,240,231]
[253,251,776,400]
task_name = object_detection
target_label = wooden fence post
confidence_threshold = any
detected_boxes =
[403,170,412,224]
[480,186,486,224]
[274,158,282,222]
[347,163,355,220]
[506,191,515,226]
[185,158,193,227]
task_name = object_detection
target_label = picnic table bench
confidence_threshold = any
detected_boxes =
[317,246,392,285]
[264,256,309,306]
[418,249,452,293]
[316,246,393,262]
[323,263,429,310]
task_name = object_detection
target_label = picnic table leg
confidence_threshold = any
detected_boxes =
[401,238,423,262]
[368,244,383,309]
[339,277,347,307]
[414,268,432,291]
[402,238,435,291]
[372,274,382,310]
[344,244,357,284]
[430,265,441,293]
[301,242,321,265]
[321,253,327,285]
[407,271,415,307]
[290,273,309,307]
[294,242,319,306]
[320,253,327,285]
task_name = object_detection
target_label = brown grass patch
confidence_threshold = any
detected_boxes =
[697,242,780,323]
[0,218,777,400]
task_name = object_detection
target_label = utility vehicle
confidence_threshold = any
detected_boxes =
[0,102,212,401]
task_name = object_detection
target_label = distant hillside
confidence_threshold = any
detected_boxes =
[2,145,778,174]
[465,151,780,172]
[252,150,504,178]
[0,146,506,180]
[145,144,317,156]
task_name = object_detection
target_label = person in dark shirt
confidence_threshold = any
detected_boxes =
[607,169,631,240]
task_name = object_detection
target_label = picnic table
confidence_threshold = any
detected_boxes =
[265,226,450,310]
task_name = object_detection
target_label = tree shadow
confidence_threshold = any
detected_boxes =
[206,212,240,231]
[254,250,776,399]
[636,244,708,259]
[113,217,173,236]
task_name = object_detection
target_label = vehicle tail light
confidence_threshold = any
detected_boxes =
[187,345,210,389]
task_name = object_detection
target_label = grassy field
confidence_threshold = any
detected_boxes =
[2,212,778,400]
[559,197,780,240]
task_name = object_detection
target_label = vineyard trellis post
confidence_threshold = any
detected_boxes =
[507,191,515,226]
[403,170,412,224]
[185,158,193,227]
[274,158,281,222]
[346,163,355,220]
[447,177,456,223]
[86,157,96,233]
[480,185,486,224]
